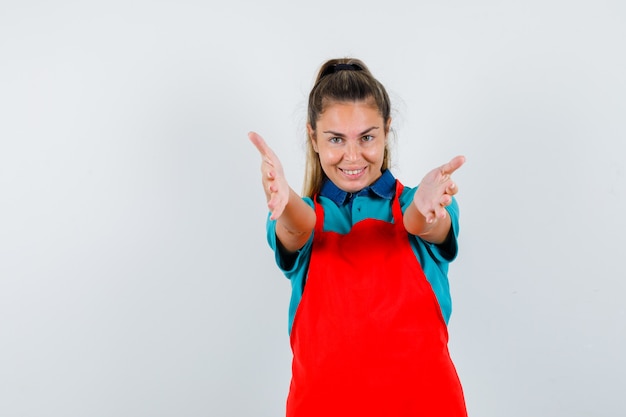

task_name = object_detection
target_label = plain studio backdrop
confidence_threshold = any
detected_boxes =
[1,0,625,416]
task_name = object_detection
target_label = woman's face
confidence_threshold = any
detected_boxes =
[309,100,389,193]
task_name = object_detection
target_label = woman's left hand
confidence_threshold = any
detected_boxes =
[413,155,466,224]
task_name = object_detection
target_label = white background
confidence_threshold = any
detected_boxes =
[1,1,625,416]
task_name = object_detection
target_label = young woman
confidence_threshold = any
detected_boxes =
[249,58,468,417]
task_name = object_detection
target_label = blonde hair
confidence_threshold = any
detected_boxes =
[302,58,392,197]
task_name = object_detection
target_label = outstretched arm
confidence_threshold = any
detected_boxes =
[248,131,316,253]
[403,155,465,244]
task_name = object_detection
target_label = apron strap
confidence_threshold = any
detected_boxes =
[313,194,324,235]
[391,180,405,228]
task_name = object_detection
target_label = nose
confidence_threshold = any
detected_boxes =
[344,141,359,161]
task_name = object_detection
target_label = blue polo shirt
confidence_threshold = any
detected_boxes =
[266,170,460,335]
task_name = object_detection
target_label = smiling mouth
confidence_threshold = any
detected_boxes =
[340,168,364,176]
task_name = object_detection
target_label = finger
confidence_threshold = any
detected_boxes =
[445,181,458,196]
[268,197,286,220]
[269,207,284,221]
[431,203,448,220]
[269,202,285,220]
[425,213,435,224]
[440,155,466,176]
[248,131,276,162]
[248,131,267,154]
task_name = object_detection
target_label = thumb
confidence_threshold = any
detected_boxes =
[248,131,269,157]
[441,155,466,175]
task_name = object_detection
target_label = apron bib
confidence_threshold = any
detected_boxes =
[287,181,467,417]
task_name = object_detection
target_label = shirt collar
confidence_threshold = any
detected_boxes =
[320,169,396,206]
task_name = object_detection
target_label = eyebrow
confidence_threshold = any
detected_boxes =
[322,126,380,137]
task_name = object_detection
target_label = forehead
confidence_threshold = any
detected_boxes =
[321,97,379,114]
[317,100,383,129]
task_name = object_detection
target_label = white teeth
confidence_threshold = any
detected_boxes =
[343,169,362,175]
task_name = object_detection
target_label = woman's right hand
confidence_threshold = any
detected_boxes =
[248,131,290,220]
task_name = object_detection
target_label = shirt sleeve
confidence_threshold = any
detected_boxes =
[399,185,460,262]
[265,197,315,277]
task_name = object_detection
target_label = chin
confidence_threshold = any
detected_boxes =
[340,182,367,193]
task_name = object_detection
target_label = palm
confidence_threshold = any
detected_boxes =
[248,132,290,220]
[413,156,465,223]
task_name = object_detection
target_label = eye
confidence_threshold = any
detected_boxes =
[361,135,374,142]
[329,137,343,144]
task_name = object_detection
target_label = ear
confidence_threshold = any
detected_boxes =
[307,123,319,153]
[385,117,392,136]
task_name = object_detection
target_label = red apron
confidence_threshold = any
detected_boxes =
[286,181,467,417]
